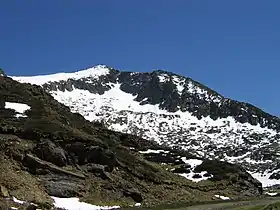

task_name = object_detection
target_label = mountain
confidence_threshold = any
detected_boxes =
[0,73,263,209]
[12,65,280,189]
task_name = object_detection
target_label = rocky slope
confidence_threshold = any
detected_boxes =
[13,65,280,188]
[0,74,263,209]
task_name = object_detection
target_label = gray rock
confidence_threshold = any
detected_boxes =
[85,163,107,173]
[85,146,116,172]
[123,188,143,203]
[41,176,84,197]
[34,139,68,167]
[0,185,9,197]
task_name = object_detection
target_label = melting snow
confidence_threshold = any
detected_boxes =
[13,197,25,205]
[52,197,120,210]
[158,74,169,83]
[186,80,222,103]
[172,76,185,95]
[5,102,30,118]
[181,158,203,168]
[5,102,30,114]
[177,171,212,182]
[249,172,280,187]
[214,195,230,200]
[265,192,278,196]
[12,65,110,85]
[139,149,169,154]
[130,203,141,207]
[50,84,172,122]
[176,158,213,182]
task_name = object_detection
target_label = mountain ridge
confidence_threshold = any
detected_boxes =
[0,73,264,209]
[11,65,280,187]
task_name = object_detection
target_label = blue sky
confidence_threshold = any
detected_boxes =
[1,0,279,116]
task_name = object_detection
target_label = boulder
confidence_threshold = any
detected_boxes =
[172,165,191,174]
[41,176,84,197]
[85,163,109,173]
[85,146,116,172]
[26,204,37,210]
[0,185,9,197]
[123,188,143,203]
[34,139,68,167]
[194,160,263,196]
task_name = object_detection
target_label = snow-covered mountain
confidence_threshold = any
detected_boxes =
[12,65,280,187]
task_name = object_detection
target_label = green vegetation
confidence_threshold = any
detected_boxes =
[240,201,280,210]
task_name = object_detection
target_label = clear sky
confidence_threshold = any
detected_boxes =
[1,0,279,116]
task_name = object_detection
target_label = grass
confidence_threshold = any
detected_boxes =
[0,155,53,207]
[239,205,266,210]
[240,201,280,210]
[263,201,280,209]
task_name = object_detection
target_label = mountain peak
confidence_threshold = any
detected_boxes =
[11,65,280,188]
[11,65,111,85]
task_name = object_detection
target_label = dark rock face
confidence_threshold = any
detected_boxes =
[142,152,185,165]
[0,185,9,197]
[84,163,109,173]
[194,160,263,195]
[123,188,143,203]
[86,146,116,172]
[26,204,37,210]
[41,175,84,197]
[34,140,68,167]
[41,68,280,131]
[172,165,191,174]
[66,143,116,172]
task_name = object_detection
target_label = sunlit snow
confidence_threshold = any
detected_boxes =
[11,65,110,85]
[177,171,212,182]
[13,197,25,205]
[215,195,230,200]
[176,158,213,182]
[250,172,280,187]
[52,197,120,210]
[181,158,203,168]
[139,149,169,154]
[265,192,278,196]
[5,102,30,117]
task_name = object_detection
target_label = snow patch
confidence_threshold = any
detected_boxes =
[158,74,169,83]
[5,102,30,118]
[130,203,141,207]
[181,158,203,168]
[12,65,110,85]
[13,197,25,205]
[215,195,230,200]
[265,192,278,196]
[51,197,120,210]
[176,158,213,182]
[139,149,169,154]
[172,76,185,94]
[177,171,212,182]
[5,102,30,114]
[249,172,280,187]
[186,80,221,103]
